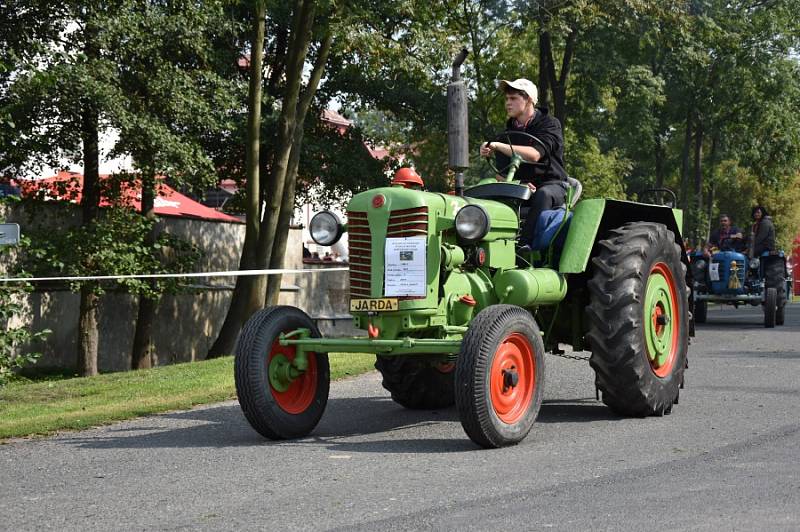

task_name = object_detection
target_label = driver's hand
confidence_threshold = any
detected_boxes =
[526,183,537,193]
[480,142,495,158]
[733,232,743,239]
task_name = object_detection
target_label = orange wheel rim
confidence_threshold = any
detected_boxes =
[268,340,318,414]
[490,332,535,424]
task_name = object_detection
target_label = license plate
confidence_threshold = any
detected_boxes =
[350,298,399,312]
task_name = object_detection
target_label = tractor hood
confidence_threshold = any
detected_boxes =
[347,186,518,239]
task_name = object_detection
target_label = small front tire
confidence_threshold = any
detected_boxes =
[455,305,545,448]
[235,306,330,440]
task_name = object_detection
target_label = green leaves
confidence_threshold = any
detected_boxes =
[22,205,202,298]
[0,232,50,386]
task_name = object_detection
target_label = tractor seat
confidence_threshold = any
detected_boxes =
[463,182,531,203]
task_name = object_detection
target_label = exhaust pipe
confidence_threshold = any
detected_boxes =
[448,47,469,196]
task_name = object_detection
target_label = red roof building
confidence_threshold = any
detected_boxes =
[21,171,242,223]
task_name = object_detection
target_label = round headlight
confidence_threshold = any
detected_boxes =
[309,211,343,246]
[696,259,707,270]
[749,258,760,270]
[455,205,490,243]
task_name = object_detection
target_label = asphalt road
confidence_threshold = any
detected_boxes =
[3,304,800,531]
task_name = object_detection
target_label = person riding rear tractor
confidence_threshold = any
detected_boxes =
[479,78,568,250]
[749,205,776,257]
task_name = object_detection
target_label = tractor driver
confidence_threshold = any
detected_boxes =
[706,213,745,255]
[479,78,568,249]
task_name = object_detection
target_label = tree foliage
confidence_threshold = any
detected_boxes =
[317,0,800,245]
[0,221,50,386]
[2,0,233,373]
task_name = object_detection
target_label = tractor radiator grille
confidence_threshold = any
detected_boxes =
[347,207,429,300]
[347,211,371,299]
[387,207,429,238]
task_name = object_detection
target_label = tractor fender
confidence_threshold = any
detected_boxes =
[558,198,687,274]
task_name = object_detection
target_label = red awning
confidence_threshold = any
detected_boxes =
[21,171,242,223]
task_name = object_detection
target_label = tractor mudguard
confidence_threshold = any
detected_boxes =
[558,198,686,274]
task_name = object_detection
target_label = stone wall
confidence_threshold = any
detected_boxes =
[3,203,354,372]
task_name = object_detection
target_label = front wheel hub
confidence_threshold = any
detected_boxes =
[265,340,318,414]
[502,368,519,390]
[269,354,301,392]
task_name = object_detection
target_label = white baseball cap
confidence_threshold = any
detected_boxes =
[499,78,538,104]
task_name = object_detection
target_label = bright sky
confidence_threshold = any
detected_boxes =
[38,129,132,178]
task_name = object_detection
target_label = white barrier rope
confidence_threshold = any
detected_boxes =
[0,267,350,283]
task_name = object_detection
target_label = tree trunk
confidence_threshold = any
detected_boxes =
[207,1,267,358]
[265,30,333,307]
[654,119,665,189]
[553,29,575,128]
[540,22,576,129]
[255,0,316,293]
[693,121,704,242]
[266,26,288,98]
[705,134,718,240]
[679,107,693,209]
[131,295,156,369]
[131,172,157,370]
[537,30,551,110]
[264,153,299,308]
[77,17,101,377]
[78,288,99,376]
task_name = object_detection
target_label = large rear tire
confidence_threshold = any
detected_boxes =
[765,259,786,326]
[235,306,330,440]
[764,287,777,329]
[587,222,689,416]
[375,356,455,410]
[776,302,785,326]
[455,305,545,448]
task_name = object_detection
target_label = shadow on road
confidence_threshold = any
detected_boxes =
[60,396,469,453]
[538,399,621,423]
[60,395,619,453]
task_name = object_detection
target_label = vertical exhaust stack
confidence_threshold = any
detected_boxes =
[448,48,469,196]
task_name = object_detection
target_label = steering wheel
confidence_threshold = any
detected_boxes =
[484,130,549,182]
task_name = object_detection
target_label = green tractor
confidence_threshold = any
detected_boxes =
[234,51,691,448]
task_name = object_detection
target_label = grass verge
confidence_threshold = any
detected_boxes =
[0,353,376,441]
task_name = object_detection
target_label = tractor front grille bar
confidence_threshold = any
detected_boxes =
[347,211,371,298]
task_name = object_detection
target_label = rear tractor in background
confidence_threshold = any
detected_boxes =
[690,246,790,328]
[233,50,693,448]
